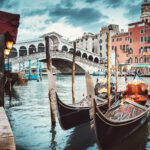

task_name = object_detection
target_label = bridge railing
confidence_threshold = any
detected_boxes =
[10,51,103,69]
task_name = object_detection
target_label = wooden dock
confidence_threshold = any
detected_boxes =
[0,107,16,150]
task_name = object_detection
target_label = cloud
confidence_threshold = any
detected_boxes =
[0,0,19,9]
[123,1,143,21]
[103,0,124,8]
[50,5,108,26]
[85,0,99,3]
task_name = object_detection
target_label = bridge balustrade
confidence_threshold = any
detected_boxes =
[10,51,101,68]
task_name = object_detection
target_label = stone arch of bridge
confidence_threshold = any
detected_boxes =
[48,34,60,51]
[51,58,85,74]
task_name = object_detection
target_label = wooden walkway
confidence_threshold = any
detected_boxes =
[0,107,16,150]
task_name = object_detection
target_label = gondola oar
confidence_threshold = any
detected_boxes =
[45,36,56,126]
[72,42,76,104]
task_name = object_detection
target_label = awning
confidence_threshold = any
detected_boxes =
[119,64,129,66]
[132,64,150,68]
[0,11,20,43]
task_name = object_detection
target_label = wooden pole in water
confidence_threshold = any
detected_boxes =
[72,42,76,104]
[115,47,118,92]
[0,34,5,107]
[107,32,111,109]
[45,36,56,126]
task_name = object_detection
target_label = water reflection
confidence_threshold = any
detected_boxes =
[4,75,150,150]
[50,125,57,150]
[108,119,149,150]
[64,122,98,150]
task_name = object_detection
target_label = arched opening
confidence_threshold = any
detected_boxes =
[135,57,138,63]
[94,57,99,63]
[29,44,36,55]
[69,48,74,54]
[82,53,87,59]
[128,57,132,64]
[140,57,143,63]
[19,46,27,56]
[139,47,143,54]
[38,43,44,52]
[129,48,133,54]
[49,35,59,50]
[76,51,81,57]
[62,45,68,52]
[89,55,93,61]
[9,47,17,58]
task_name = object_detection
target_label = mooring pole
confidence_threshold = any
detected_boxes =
[40,63,42,80]
[0,34,5,107]
[36,58,39,82]
[45,36,56,126]
[115,47,118,92]
[29,60,31,80]
[107,32,111,109]
[72,42,76,104]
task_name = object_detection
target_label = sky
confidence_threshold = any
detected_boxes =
[0,0,144,42]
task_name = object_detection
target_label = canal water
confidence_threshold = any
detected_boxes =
[4,75,150,150]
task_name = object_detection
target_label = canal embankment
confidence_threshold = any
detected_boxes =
[0,107,16,150]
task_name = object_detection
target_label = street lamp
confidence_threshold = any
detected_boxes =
[4,41,13,71]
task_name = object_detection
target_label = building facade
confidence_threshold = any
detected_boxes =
[75,24,119,64]
[111,0,150,66]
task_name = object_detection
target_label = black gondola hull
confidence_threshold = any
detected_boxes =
[93,104,150,150]
[56,94,115,130]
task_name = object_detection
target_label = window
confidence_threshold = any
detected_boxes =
[120,45,122,50]
[99,39,102,43]
[128,57,132,63]
[125,37,128,41]
[140,57,143,63]
[123,45,125,50]
[140,37,143,42]
[126,54,128,57]
[100,53,102,57]
[126,45,129,52]
[100,45,102,50]
[120,38,122,41]
[140,30,143,34]
[129,38,132,43]
[112,46,114,50]
[112,39,114,42]
[148,36,150,43]
[135,57,138,63]
[129,32,132,36]
[145,30,147,33]
[140,47,143,53]
[129,48,133,54]
[145,36,147,42]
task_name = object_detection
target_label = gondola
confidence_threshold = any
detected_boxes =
[88,73,150,150]
[55,90,117,130]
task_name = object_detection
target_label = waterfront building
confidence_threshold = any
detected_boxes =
[75,24,119,64]
[111,31,129,64]
[111,0,150,67]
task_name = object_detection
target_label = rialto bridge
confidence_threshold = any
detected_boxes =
[9,32,105,74]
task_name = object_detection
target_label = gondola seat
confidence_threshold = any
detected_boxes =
[124,82,148,105]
